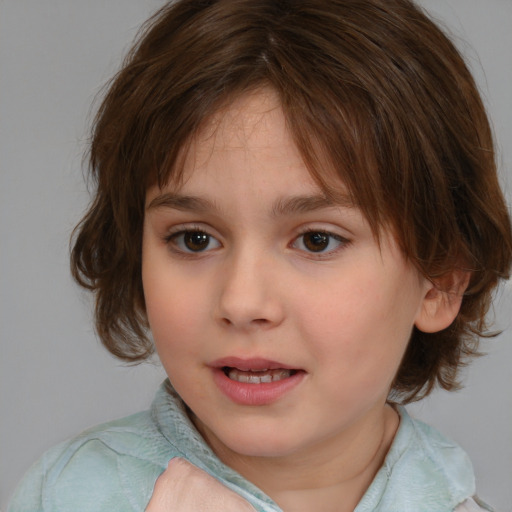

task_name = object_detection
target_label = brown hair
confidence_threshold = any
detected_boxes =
[71,0,512,403]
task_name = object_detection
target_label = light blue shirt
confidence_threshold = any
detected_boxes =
[9,380,485,511]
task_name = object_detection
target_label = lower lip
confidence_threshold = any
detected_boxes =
[211,369,305,406]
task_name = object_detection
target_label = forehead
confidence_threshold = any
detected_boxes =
[185,88,295,178]
[166,88,346,197]
[201,88,283,146]
[147,88,358,214]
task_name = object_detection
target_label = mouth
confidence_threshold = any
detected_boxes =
[209,357,307,407]
[222,367,298,384]
[209,357,305,404]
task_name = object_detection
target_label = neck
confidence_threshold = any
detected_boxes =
[195,404,399,512]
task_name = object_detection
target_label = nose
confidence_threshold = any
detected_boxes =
[215,249,285,330]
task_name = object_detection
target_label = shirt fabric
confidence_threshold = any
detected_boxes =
[8,380,491,512]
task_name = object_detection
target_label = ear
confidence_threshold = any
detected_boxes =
[414,270,471,333]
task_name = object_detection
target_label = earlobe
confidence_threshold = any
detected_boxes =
[414,271,471,334]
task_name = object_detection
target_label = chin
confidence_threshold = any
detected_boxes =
[219,428,306,458]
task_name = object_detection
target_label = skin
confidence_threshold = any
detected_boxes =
[142,88,462,511]
[145,458,257,512]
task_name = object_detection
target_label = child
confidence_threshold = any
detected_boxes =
[8,0,512,510]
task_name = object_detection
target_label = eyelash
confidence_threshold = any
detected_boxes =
[163,226,350,258]
[164,226,220,256]
[291,229,350,258]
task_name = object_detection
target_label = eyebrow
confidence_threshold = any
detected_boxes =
[147,192,355,216]
[270,193,354,217]
[147,193,217,212]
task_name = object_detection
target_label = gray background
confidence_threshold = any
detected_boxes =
[1,1,511,510]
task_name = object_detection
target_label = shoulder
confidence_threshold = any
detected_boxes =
[358,407,479,512]
[8,411,174,512]
[404,410,475,472]
[389,408,476,491]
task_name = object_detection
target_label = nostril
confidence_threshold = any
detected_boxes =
[252,318,269,325]
[220,317,268,326]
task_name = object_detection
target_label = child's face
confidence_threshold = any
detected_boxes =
[142,88,431,461]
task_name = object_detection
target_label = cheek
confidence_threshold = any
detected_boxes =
[142,260,204,356]
[145,286,208,391]
[297,273,416,378]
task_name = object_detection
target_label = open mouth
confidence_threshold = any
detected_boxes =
[211,358,305,405]
[222,367,298,384]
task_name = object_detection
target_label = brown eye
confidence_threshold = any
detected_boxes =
[184,231,210,251]
[168,230,221,253]
[293,231,346,254]
[303,232,330,252]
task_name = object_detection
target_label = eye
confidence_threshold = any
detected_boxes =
[293,230,346,254]
[167,230,221,253]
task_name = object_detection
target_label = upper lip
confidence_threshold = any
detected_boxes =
[209,357,299,371]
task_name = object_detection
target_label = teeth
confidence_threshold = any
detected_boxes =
[227,368,292,384]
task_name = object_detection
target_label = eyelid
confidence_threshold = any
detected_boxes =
[294,223,352,241]
[163,223,222,255]
[291,227,351,257]
[162,220,220,237]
